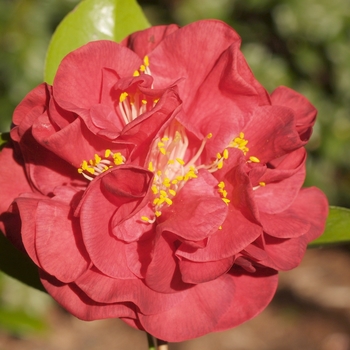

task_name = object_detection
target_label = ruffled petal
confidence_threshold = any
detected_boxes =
[75,267,187,315]
[176,206,262,262]
[53,41,142,113]
[138,269,277,342]
[121,24,179,58]
[0,144,31,220]
[179,256,234,284]
[271,86,317,142]
[158,170,227,241]
[144,232,191,293]
[35,200,89,283]
[79,166,153,278]
[243,105,301,163]
[40,271,137,321]
[254,148,306,214]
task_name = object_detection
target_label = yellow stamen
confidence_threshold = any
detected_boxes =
[222,198,230,205]
[144,55,149,67]
[133,70,140,77]
[249,156,260,163]
[119,92,128,102]
[176,158,185,165]
[218,181,225,189]
[165,197,173,205]
[169,189,176,196]
[259,182,266,187]
[141,216,150,222]
[148,162,154,172]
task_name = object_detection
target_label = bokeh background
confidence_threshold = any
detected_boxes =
[1,0,350,349]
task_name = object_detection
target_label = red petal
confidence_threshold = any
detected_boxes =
[177,206,262,261]
[255,148,306,214]
[271,86,317,142]
[244,105,302,163]
[40,271,137,321]
[179,256,234,284]
[149,20,241,106]
[296,187,329,242]
[32,113,115,169]
[138,269,278,342]
[159,170,227,241]
[121,24,179,58]
[144,233,191,293]
[35,200,89,283]
[0,145,31,220]
[79,167,153,278]
[53,41,142,113]
[13,196,42,265]
[11,83,49,141]
[75,267,187,315]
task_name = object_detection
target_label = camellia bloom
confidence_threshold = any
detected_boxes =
[0,20,328,342]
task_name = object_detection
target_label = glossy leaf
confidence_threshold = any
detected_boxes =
[0,132,10,150]
[0,308,46,335]
[309,206,350,246]
[44,0,150,84]
[0,233,44,292]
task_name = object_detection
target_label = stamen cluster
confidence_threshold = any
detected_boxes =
[78,149,125,181]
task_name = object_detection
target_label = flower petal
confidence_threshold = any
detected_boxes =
[53,41,142,113]
[271,86,317,142]
[158,170,227,241]
[177,206,262,262]
[179,256,234,284]
[75,267,187,315]
[121,24,179,58]
[79,166,153,278]
[244,105,302,163]
[254,148,306,214]
[0,145,31,227]
[40,271,137,321]
[35,200,89,283]
[138,269,277,342]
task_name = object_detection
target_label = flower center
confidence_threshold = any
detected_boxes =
[141,121,209,223]
[141,127,263,223]
[117,56,158,126]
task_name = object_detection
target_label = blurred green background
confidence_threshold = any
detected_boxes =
[1,0,350,344]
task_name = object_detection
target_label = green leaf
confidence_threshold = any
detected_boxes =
[0,233,45,292]
[0,132,10,150]
[309,206,350,246]
[0,308,46,335]
[44,0,150,84]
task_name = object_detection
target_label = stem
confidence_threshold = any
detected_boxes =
[147,333,169,350]
[147,333,155,350]
[156,338,169,350]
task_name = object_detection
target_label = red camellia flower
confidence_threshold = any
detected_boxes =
[0,20,328,341]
